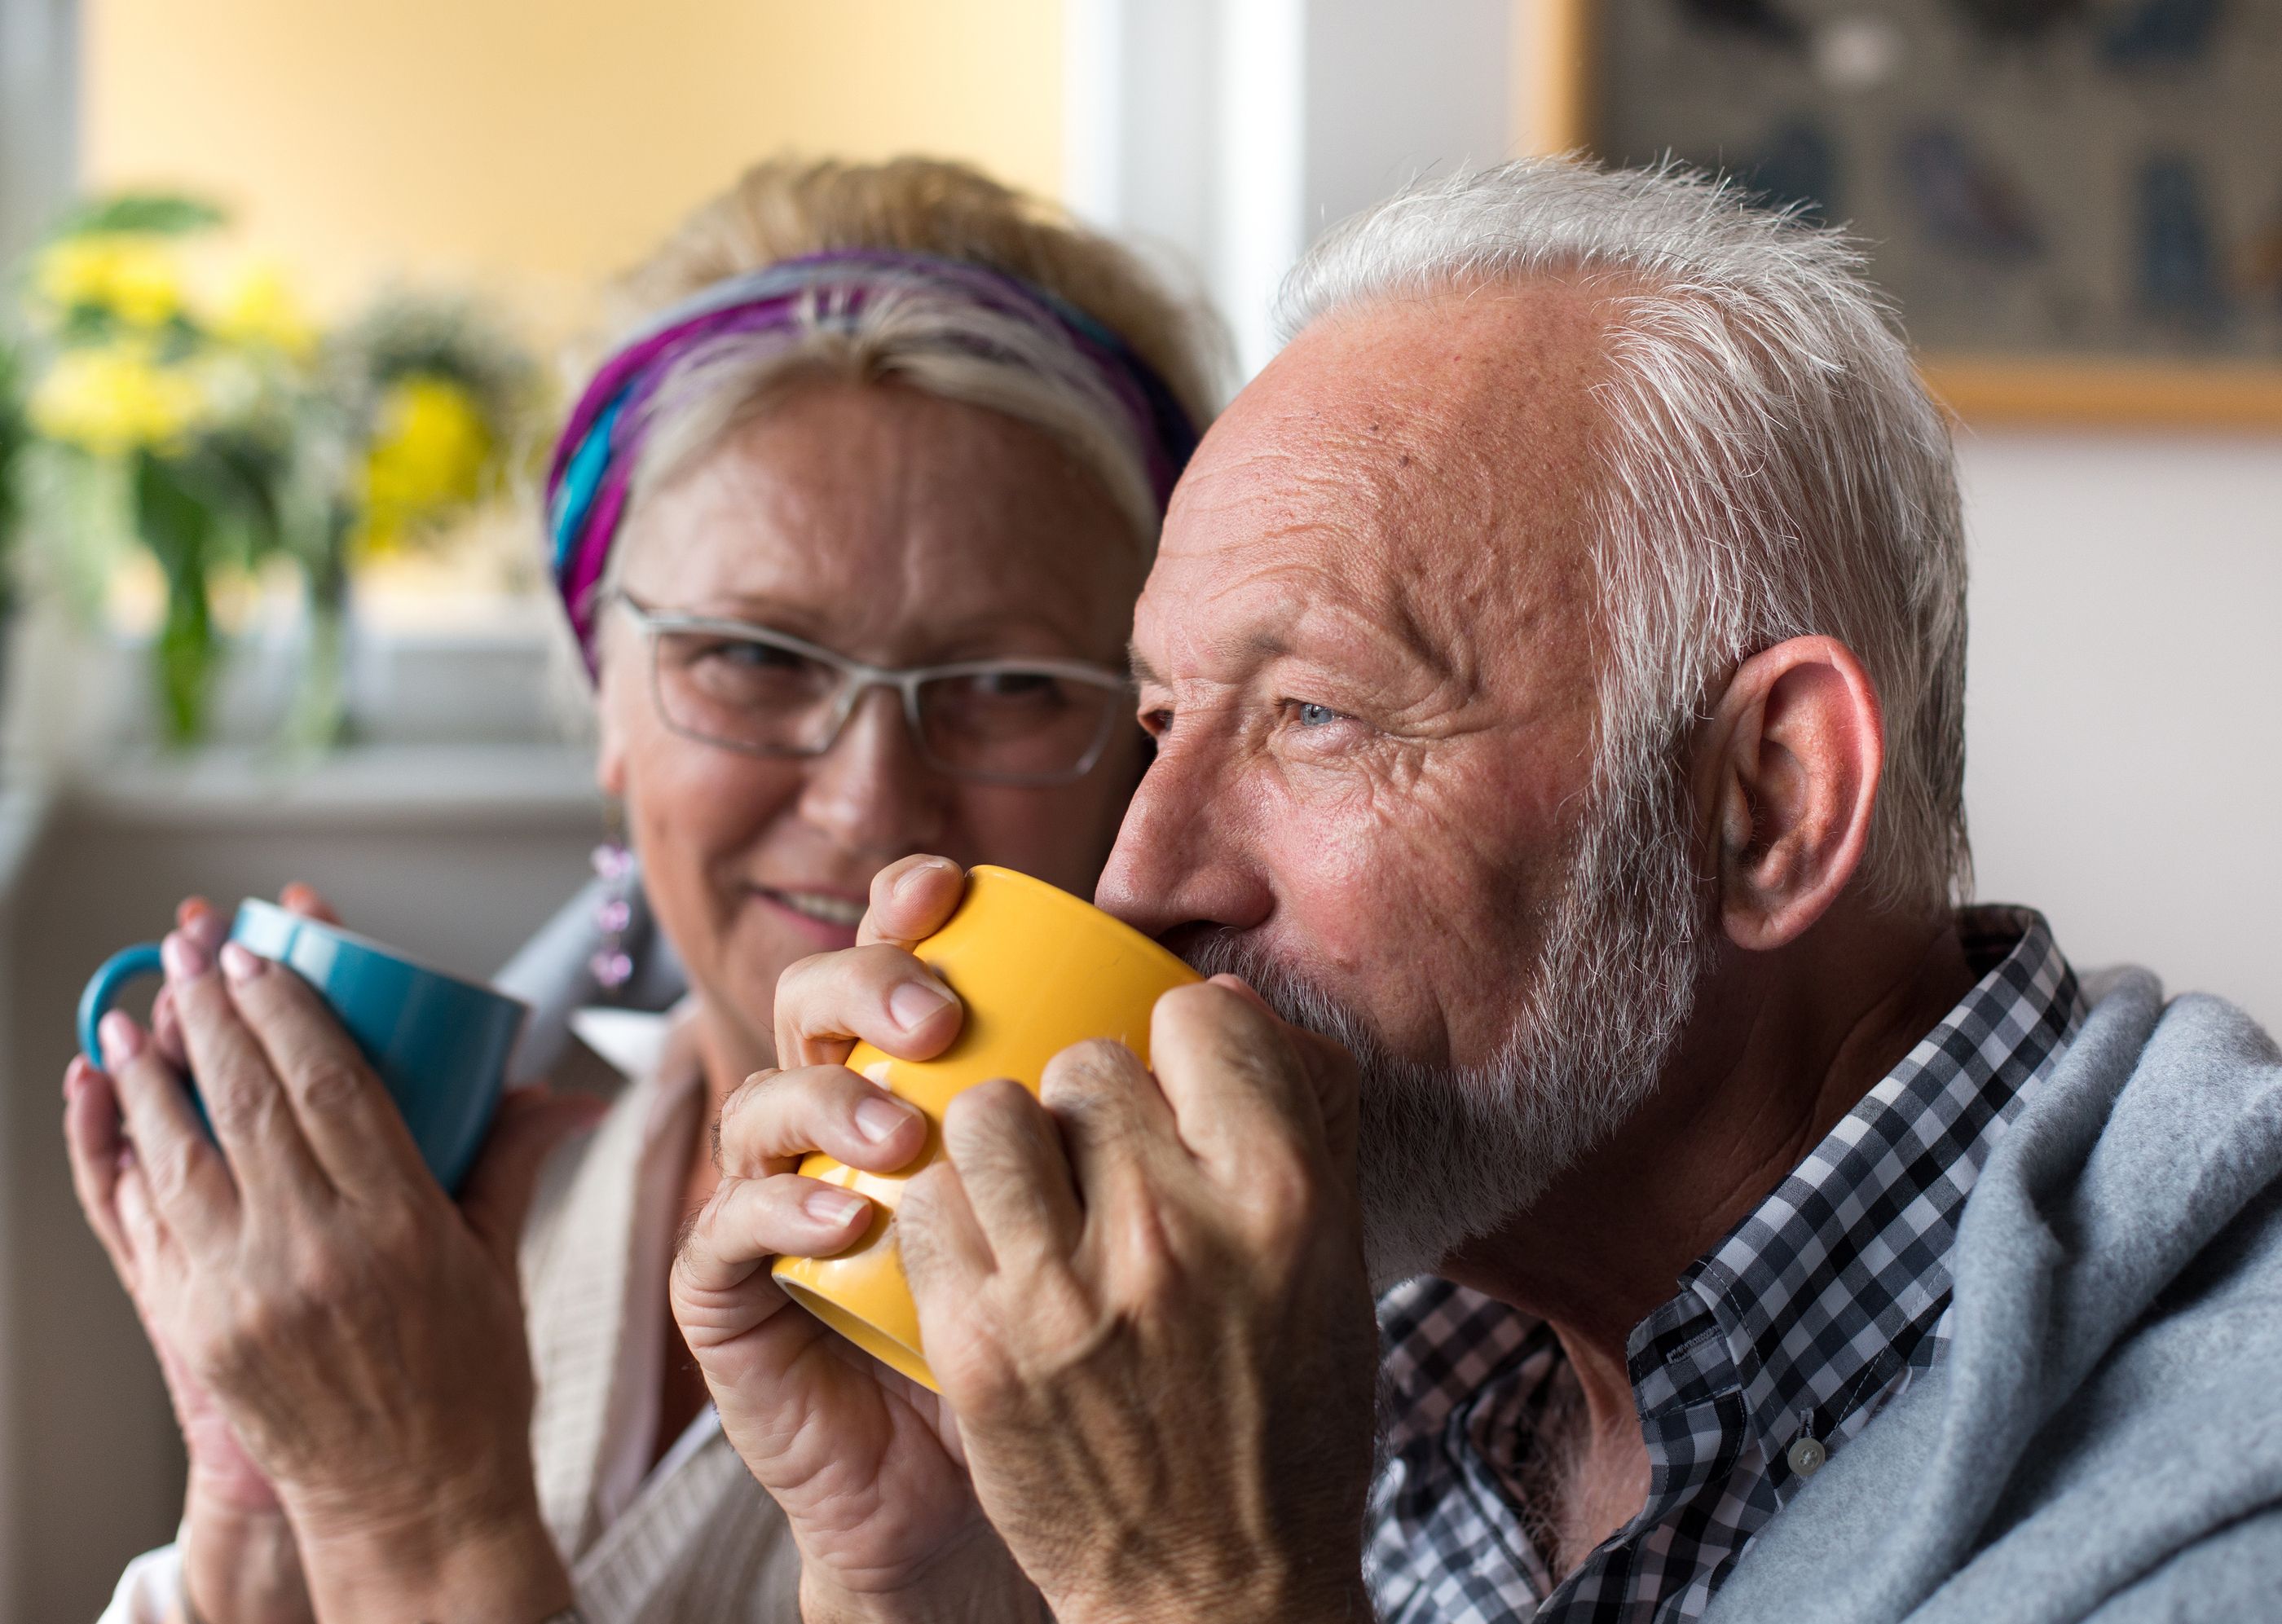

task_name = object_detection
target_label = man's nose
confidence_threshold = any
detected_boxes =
[1095,737,1272,940]
[795,686,947,856]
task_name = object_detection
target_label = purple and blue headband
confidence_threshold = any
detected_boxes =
[544,248,1200,676]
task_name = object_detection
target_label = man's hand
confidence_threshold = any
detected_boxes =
[901,975,1381,1624]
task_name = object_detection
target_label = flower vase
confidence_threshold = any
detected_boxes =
[282,520,352,753]
[133,449,222,746]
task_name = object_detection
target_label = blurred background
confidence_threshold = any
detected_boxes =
[0,0,2273,1613]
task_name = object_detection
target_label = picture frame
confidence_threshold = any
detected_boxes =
[1522,0,2282,427]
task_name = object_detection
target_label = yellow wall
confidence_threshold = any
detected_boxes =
[82,0,1064,332]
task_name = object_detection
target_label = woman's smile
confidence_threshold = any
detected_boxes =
[753,882,870,946]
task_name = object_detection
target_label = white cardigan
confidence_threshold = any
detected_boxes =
[102,1010,802,1623]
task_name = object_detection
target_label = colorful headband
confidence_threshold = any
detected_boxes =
[544,248,1200,675]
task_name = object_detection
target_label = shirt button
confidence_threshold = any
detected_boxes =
[1787,1435,1828,1477]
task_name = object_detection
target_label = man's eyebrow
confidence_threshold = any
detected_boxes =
[1126,632,1291,690]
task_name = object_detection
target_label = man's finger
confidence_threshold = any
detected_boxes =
[941,1079,1085,1280]
[773,944,964,1070]
[855,855,965,949]
[163,929,330,1204]
[899,1160,1002,1398]
[716,1064,931,1179]
[101,1013,238,1250]
[1037,1038,1180,1230]
[213,942,429,1199]
[899,1160,998,1305]
[1147,982,1331,1186]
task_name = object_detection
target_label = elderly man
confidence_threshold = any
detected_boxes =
[672,160,2282,1623]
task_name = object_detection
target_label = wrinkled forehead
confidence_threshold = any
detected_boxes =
[1139,280,1613,683]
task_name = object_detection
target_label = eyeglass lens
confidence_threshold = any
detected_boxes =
[650,627,1121,781]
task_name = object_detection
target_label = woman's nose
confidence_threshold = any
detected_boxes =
[795,685,948,856]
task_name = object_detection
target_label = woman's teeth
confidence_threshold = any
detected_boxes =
[774,890,866,928]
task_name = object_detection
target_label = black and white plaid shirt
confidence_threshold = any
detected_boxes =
[1365,906,2086,1623]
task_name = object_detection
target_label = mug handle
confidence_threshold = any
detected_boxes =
[77,943,165,1067]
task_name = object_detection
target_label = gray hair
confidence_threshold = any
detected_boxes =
[1277,157,1971,911]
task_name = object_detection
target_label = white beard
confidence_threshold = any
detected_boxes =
[1179,741,1714,1290]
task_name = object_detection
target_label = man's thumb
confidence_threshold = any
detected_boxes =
[459,1087,607,1257]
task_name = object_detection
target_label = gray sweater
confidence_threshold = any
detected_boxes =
[1704,967,2282,1622]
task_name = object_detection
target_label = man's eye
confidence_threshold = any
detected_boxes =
[1139,706,1174,738]
[1293,702,1344,728]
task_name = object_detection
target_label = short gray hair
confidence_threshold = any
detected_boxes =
[1278,157,1971,911]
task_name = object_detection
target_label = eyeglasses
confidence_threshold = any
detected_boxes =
[613,592,1135,786]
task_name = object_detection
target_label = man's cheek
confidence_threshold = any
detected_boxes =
[1262,771,1457,981]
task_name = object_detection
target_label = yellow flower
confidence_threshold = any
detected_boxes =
[207,258,316,357]
[357,374,493,553]
[29,339,211,454]
[33,234,184,328]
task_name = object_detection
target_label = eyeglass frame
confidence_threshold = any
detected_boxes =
[611,590,1137,786]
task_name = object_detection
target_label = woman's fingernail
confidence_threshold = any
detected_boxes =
[803,1186,870,1227]
[888,979,955,1032]
[63,1056,89,1099]
[853,1094,917,1143]
[893,857,955,900]
[161,931,209,983]
[99,1012,143,1067]
[218,942,267,984]
[183,909,227,952]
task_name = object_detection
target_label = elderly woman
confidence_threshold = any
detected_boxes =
[66,156,1219,1624]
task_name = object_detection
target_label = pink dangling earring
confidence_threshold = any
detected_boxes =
[590,810,636,992]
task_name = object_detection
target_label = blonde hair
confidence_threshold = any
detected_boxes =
[606,156,1224,550]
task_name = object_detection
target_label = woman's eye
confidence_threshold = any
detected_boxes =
[711,638,800,671]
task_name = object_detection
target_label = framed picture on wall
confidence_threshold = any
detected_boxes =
[1527,0,2282,426]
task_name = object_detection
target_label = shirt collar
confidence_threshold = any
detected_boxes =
[1628,904,2086,1488]
[1377,905,2085,1479]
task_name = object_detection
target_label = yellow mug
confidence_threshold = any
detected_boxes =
[771,864,1200,1390]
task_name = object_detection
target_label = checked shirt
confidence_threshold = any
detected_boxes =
[1364,906,2086,1624]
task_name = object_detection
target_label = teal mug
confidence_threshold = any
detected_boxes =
[77,898,530,1193]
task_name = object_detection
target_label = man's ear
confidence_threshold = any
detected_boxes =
[1696,636,1883,953]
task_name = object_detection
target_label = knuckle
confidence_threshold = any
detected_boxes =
[293,1056,371,1117]
[1041,1037,1136,1100]
[774,952,830,1008]
[900,1160,951,1221]
[1152,980,1222,1035]
[290,1257,352,1311]
[143,1134,207,1205]
[200,1076,277,1140]
[944,1076,1029,1138]
[713,1069,776,1160]
[364,1202,427,1264]
[1242,1148,1323,1235]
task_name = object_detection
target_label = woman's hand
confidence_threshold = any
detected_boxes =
[68,891,332,1624]
[77,896,597,1624]
[672,855,1048,1624]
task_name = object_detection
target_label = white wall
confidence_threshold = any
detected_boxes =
[1959,434,2282,1028]
[1064,0,1511,379]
